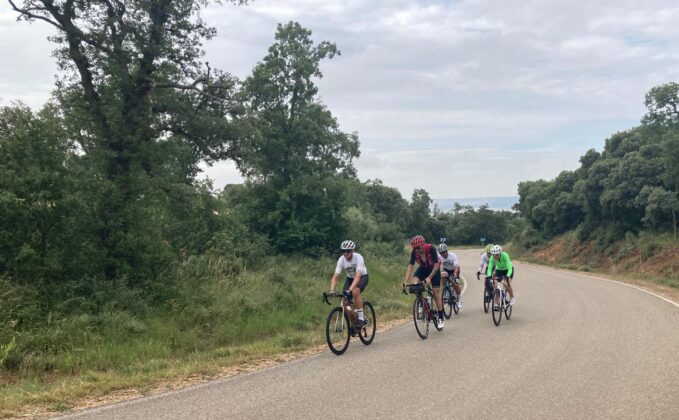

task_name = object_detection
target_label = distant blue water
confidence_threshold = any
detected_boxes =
[433,196,518,212]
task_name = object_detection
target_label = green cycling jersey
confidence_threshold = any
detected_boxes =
[487,252,513,278]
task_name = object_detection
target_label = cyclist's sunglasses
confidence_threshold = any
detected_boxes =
[342,250,353,254]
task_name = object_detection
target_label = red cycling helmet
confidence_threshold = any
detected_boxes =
[410,235,426,248]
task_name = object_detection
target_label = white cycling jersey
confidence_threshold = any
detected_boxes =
[335,252,367,278]
[478,252,489,273]
[438,252,460,272]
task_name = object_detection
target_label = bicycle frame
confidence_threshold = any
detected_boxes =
[403,284,438,318]
[323,292,356,328]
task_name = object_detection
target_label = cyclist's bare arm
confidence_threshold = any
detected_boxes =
[403,264,414,286]
[330,273,340,292]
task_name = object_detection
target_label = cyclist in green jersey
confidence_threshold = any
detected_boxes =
[486,245,515,309]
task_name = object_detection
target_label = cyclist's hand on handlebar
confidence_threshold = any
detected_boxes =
[476,271,481,280]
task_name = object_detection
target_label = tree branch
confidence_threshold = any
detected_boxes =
[8,0,63,29]
[155,77,207,90]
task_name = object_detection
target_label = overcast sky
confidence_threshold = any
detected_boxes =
[2,0,679,198]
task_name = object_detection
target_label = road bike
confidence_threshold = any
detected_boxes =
[403,283,443,339]
[441,274,462,319]
[491,276,512,326]
[323,291,376,355]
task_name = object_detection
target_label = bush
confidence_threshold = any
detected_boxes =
[517,226,543,249]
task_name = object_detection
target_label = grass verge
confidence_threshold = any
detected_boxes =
[0,252,411,418]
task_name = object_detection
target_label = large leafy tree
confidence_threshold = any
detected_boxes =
[238,21,359,184]
[9,0,246,279]
[235,22,361,253]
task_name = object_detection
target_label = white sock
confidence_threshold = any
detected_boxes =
[356,309,364,321]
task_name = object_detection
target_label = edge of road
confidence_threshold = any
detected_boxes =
[49,273,471,419]
[516,259,679,309]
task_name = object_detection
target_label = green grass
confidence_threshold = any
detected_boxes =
[0,252,411,417]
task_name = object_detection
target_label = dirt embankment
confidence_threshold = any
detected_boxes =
[514,235,679,301]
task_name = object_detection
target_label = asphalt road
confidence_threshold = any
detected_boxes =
[58,250,679,420]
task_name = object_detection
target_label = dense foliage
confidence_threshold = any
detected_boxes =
[515,83,679,246]
[0,0,530,383]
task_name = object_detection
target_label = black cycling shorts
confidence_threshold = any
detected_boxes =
[343,274,369,292]
[494,269,514,281]
[414,265,441,288]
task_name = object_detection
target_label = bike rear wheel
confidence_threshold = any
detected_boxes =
[359,302,376,345]
[483,282,491,313]
[326,307,350,355]
[505,299,512,320]
[492,289,503,326]
[442,286,453,319]
[413,297,429,339]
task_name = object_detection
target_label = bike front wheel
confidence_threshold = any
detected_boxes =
[413,297,429,339]
[492,289,503,326]
[359,301,376,345]
[326,307,350,355]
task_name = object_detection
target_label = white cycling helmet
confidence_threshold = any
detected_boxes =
[438,243,448,252]
[490,245,502,255]
[340,240,356,251]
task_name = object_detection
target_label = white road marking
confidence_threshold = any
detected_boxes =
[521,262,679,309]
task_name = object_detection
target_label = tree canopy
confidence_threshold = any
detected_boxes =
[515,82,679,243]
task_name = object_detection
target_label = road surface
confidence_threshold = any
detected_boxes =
[57,250,679,419]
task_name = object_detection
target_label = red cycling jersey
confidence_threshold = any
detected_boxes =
[409,244,439,268]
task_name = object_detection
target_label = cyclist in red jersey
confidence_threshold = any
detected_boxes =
[402,235,445,329]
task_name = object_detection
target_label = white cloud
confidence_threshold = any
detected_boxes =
[2,0,679,198]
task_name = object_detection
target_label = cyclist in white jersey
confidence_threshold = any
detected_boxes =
[438,244,463,308]
[477,244,493,301]
[329,240,369,329]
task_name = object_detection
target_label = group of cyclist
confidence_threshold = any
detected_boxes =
[328,234,515,331]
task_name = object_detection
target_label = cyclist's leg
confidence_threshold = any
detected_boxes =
[451,269,462,296]
[430,270,444,319]
[505,270,514,302]
[493,277,500,306]
[342,277,353,303]
[351,274,369,310]
[413,266,428,285]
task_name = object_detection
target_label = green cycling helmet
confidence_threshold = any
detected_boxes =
[484,244,493,254]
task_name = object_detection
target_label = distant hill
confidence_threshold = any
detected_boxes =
[433,196,518,212]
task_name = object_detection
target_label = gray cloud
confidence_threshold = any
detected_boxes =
[2,0,679,199]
